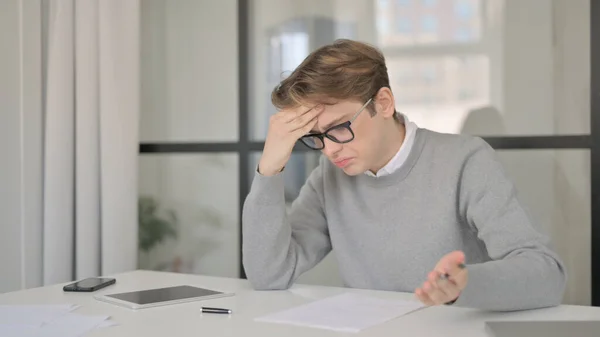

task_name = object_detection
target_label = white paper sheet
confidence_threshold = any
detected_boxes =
[0,304,79,326]
[255,293,425,333]
[33,313,111,337]
[98,319,119,328]
[0,305,117,337]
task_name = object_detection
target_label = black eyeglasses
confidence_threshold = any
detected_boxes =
[299,98,373,150]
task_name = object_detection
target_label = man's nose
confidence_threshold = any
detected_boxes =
[321,137,343,157]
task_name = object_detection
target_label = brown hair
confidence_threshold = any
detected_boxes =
[271,39,399,121]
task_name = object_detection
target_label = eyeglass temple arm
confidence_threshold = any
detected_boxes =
[350,98,373,122]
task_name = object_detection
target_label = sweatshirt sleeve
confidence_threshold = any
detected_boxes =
[242,158,331,290]
[454,138,567,311]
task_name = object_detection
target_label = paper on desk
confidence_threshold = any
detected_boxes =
[98,319,119,328]
[0,304,79,326]
[255,292,425,333]
[0,305,117,337]
[0,313,112,337]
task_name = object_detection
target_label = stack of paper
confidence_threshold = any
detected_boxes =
[255,293,424,333]
[0,304,117,337]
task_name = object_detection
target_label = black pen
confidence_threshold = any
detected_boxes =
[439,263,466,280]
[201,307,232,314]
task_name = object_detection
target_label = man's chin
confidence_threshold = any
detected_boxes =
[340,164,364,176]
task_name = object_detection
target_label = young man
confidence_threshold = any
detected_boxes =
[242,39,566,311]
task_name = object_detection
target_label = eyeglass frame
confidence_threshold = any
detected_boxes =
[299,98,373,150]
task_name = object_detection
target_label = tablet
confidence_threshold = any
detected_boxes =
[94,285,234,310]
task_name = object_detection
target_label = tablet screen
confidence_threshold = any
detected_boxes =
[105,285,223,305]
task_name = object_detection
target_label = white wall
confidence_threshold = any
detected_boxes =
[140,0,239,143]
[500,0,555,135]
[0,0,43,293]
[553,0,590,135]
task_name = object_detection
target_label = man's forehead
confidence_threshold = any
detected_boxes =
[319,101,362,116]
[312,102,357,132]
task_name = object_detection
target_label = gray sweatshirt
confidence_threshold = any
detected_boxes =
[242,128,567,311]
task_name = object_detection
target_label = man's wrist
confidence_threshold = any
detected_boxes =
[257,165,285,176]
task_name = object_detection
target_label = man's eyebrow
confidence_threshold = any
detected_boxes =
[310,115,348,134]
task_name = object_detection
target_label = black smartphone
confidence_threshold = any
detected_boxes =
[63,277,116,292]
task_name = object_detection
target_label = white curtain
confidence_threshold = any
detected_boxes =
[43,0,140,284]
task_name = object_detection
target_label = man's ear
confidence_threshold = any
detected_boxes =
[374,87,396,119]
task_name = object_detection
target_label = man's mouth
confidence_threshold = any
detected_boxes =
[333,158,352,168]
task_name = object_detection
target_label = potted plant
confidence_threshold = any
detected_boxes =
[138,196,178,269]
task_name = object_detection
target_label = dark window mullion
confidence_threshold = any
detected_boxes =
[590,0,600,307]
[238,0,250,279]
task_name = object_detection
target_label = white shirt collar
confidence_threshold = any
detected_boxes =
[365,113,418,177]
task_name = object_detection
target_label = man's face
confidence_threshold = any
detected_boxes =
[309,100,383,176]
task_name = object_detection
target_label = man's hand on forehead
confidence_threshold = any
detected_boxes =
[258,103,323,176]
[296,103,324,115]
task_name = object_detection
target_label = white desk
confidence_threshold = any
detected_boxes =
[1,270,599,336]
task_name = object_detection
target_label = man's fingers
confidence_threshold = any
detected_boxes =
[436,260,465,279]
[424,272,462,304]
[446,262,465,275]
[428,272,451,298]
[415,288,434,306]
[302,117,319,133]
[287,107,322,132]
[292,116,319,139]
[441,264,467,287]
[279,104,321,123]
[423,281,447,304]
[437,278,461,301]
[444,251,466,265]
[418,276,462,305]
